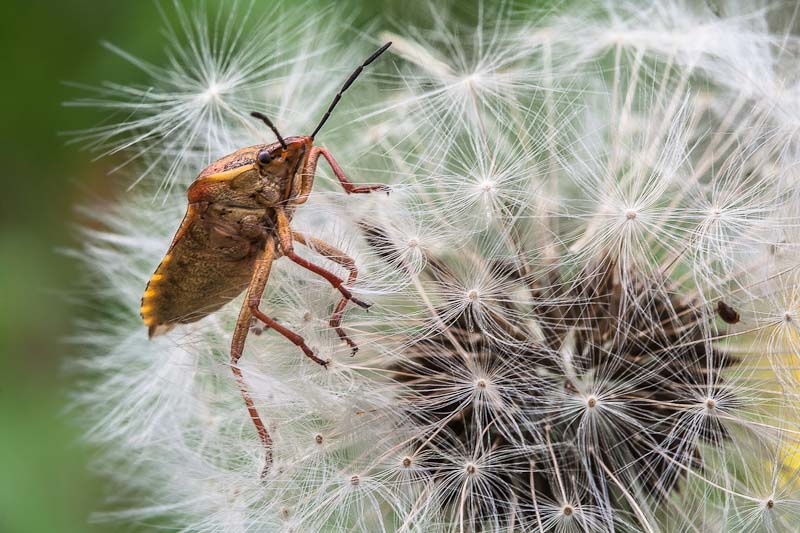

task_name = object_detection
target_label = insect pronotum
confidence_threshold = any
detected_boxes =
[140,42,392,476]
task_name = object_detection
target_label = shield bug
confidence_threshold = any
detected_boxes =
[140,42,392,476]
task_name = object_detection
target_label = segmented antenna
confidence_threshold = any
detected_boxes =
[250,111,288,150]
[310,42,392,139]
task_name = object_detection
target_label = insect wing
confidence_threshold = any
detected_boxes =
[141,204,262,337]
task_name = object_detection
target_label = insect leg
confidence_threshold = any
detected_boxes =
[292,231,361,355]
[231,236,276,477]
[291,146,390,206]
[239,233,327,367]
[275,207,371,310]
[249,308,329,367]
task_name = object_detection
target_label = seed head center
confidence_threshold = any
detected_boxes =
[202,83,221,102]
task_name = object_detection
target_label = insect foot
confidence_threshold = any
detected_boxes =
[306,349,330,368]
[350,296,372,310]
[343,183,392,195]
[339,336,359,357]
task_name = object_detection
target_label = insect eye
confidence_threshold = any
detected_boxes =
[257,151,271,165]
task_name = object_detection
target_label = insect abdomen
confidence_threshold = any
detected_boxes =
[141,206,263,337]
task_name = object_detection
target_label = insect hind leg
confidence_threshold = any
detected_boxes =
[231,238,277,478]
[293,231,362,355]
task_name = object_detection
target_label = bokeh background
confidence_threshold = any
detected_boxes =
[0,2,495,531]
[1,5,167,531]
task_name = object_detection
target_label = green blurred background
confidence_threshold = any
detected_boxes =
[0,4,170,531]
[0,2,539,531]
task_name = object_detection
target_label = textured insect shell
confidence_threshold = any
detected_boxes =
[141,136,312,338]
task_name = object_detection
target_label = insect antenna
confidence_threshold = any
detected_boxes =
[250,111,288,150]
[310,41,392,139]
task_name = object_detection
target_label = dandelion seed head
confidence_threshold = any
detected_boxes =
[72,1,800,531]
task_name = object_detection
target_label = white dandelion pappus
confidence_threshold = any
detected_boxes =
[72,1,800,531]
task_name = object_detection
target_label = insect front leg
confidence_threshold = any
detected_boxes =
[275,207,371,310]
[291,146,390,206]
[293,231,362,355]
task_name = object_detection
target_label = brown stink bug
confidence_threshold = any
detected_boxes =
[140,42,392,476]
